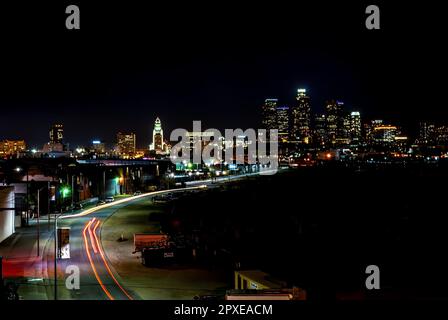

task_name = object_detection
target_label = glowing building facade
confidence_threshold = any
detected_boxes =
[150,117,167,154]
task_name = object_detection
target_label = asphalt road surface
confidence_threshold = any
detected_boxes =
[49,187,204,300]
[43,170,275,300]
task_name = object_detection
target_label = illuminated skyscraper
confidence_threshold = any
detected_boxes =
[49,124,64,144]
[276,105,289,142]
[91,140,106,154]
[325,100,344,146]
[150,117,166,154]
[291,89,311,144]
[372,125,399,144]
[117,132,136,157]
[262,99,278,130]
[364,120,382,145]
[313,114,327,147]
[43,123,65,152]
[350,111,362,143]
[419,121,435,145]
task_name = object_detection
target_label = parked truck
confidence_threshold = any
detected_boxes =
[133,233,169,253]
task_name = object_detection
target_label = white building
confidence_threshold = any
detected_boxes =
[149,117,167,154]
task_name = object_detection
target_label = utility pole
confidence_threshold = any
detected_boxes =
[36,186,46,257]
[37,188,40,256]
[26,168,29,226]
[71,175,75,209]
[103,170,106,200]
[47,181,51,231]
[54,213,60,300]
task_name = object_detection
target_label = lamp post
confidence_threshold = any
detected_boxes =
[54,212,60,300]
[53,189,66,300]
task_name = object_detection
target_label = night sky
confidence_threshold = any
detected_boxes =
[0,2,446,148]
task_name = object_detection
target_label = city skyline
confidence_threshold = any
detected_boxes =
[2,1,448,306]
[2,86,446,151]
[1,3,446,150]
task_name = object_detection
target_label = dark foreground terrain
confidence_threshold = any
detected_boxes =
[160,163,448,300]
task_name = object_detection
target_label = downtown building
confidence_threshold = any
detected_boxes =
[0,140,26,159]
[364,120,408,151]
[325,100,345,147]
[290,89,311,144]
[418,121,448,147]
[313,114,327,149]
[42,123,69,155]
[349,111,362,144]
[262,99,290,142]
[149,117,168,155]
[276,105,289,142]
[117,132,136,158]
[261,99,278,131]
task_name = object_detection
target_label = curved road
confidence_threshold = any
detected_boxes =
[46,187,205,300]
[44,171,273,300]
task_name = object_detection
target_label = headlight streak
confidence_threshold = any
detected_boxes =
[92,219,134,300]
[82,218,114,300]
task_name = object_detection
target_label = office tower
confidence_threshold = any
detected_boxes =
[262,99,278,130]
[364,120,383,146]
[276,105,289,142]
[325,100,344,146]
[91,140,106,154]
[341,113,351,145]
[49,124,64,144]
[434,125,448,146]
[419,121,435,145]
[372,124,398,144]
[291,89,311,144]
[117,132,136,157]
[313,114,327,148]
[149,117,166,154]
[350,111,362,143]
[370,122,409,150]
